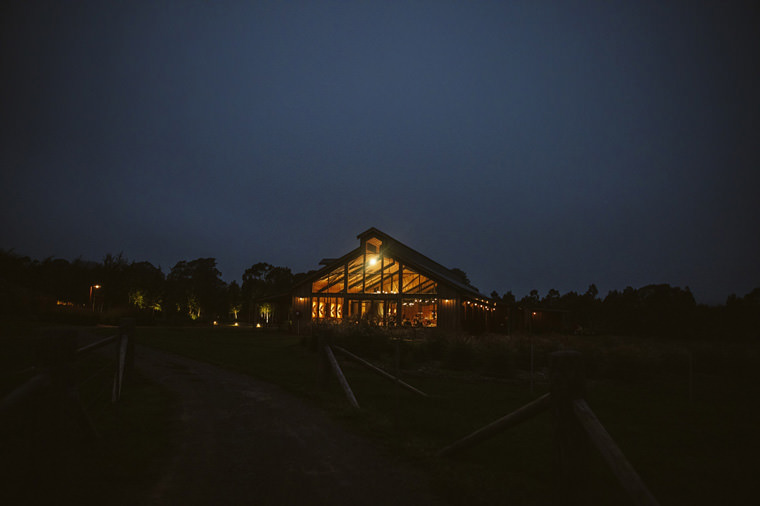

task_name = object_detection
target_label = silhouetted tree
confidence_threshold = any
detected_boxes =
[166,258,226,321]
[723,287,760,339]
[264,266,294,293]
[636,284,696,337]
[543,288,560,307]
[450,268,470,286]
[98,253,130,310]
[0,250,34,317]
[241,262,272,321]
[240,262,294,322]
[227,281,242,320]
[520,289,540,306]
[125,261,164,315]
[501,290,516,305]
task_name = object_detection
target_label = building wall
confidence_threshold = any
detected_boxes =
[437,284,460,331]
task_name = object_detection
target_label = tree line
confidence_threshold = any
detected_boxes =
[490,283,759,340]
[0,250,306,325]
[0,249,757,339]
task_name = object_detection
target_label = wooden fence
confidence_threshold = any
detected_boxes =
[311,329,661,505]
[439,350,660,506]
[316,332,429,411]
[0,318,135,440]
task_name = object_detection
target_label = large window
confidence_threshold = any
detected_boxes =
[401,298,437,327]
[402,267,436,294]
[382,257,399,293]
[347,256,363,293]
[312,265,345,293]
[347,299,399,326]
[365,252,383,293]
[309,237,438,326]
[313,256,437,296]
[312,296,343,320]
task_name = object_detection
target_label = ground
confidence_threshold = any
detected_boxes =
[136,346,444,506]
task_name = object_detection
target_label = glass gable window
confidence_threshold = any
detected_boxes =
[381,257,399,293]
[305,234,446,327]
[314,257,436,296]
[365,254,382,293]
[347,257,363,293]
[312,265,345,293]
[309,238,437,326]
[402,267,437,294]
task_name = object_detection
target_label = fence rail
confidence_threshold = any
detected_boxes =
[315,329,430,412]
[438,349,660,506]
[0,318,135,439]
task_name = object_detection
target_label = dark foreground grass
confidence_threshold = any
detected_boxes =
[135,326,760,506]
[1,325,176,506]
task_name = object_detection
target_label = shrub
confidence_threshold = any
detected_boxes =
[443,335,477,370]
[477,336,516,378]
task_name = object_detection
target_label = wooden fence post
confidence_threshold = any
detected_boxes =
[572,399,660,506]
[324,345,360,410]
[112,318,134,403]
[550,350,587,506]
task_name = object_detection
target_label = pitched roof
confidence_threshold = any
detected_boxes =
[297,227,491,300]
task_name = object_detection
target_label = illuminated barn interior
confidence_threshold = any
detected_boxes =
[291,228,497,332]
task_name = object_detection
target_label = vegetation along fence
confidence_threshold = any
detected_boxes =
[0,318,135,441]
[313,330,658,504]
[316,331,429,411]
[438,350,660,506]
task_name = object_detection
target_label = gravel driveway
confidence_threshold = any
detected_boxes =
[136,346,443,506]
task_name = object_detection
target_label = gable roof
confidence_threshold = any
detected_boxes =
[296,227,491,300]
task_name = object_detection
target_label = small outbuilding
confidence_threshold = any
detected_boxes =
[290,228,498,332]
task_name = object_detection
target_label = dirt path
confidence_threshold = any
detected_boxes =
[135,346,444,506]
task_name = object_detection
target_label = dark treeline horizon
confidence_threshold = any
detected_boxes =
[1,249,757,340]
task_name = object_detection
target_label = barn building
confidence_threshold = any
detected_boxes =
[290,228,497,332]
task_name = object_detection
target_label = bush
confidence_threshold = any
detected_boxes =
[477,336,516,378]
[443,335,477,370]
[37,306,98,326]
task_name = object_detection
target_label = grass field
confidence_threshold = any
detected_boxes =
[132,326,760,506]
[0,323,176,506]
[2,323,758,505]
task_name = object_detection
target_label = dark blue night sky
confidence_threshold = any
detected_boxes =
[2,1,758,303]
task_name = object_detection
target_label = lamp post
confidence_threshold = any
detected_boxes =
[90,284,101,312]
